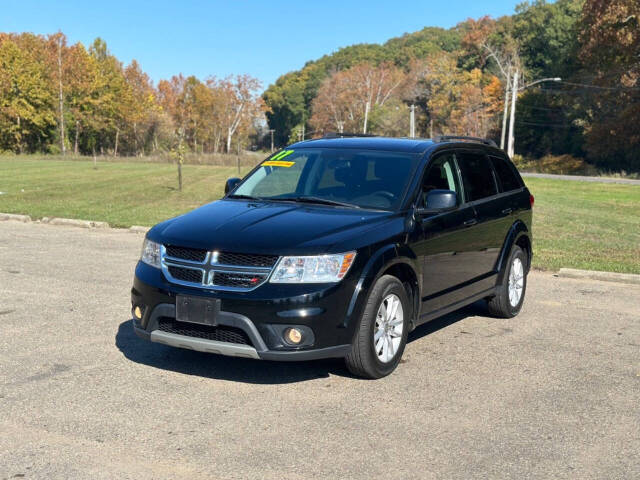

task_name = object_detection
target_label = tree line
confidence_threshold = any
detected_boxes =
[1,0,637,172]
[264,0,639,172]
[0,34,265,156]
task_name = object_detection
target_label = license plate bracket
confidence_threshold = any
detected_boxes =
[175,295,220,326]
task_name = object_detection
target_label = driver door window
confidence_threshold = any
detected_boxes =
[421,153,461,208]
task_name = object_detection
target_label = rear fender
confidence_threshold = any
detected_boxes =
[495,220,531,285]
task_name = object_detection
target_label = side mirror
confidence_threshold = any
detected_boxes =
[224,177,241,194]
[416,189,457,216]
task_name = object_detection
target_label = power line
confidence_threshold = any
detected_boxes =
[516,121,575,128]
[558,80,640,91]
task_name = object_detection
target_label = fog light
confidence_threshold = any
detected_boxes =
[284,327,302,345]
[134,306,143,320]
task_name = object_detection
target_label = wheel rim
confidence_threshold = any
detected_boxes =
[508,257,524,307]
[373,293,404,363]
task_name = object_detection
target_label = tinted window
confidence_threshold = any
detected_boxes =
[421,153,461,207]
[490,156,522,192]
[457,152,497,202]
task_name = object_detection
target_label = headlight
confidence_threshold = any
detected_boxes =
[270,252,356,283]
[140,238,161,268]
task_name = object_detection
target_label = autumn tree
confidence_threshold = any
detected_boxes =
[86,38,128,155]
[579,0,639,171]
[310,62,406,135]
[0,34,56,153]
[121,60,160,155]
[216,75,264,152]
[61,43,96,154]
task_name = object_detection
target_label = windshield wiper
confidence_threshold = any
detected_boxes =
[276,196,360,208]
[228,194,264,201]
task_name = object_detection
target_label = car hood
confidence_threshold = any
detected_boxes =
[148,199,402,255]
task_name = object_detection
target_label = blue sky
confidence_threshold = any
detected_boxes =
[2,0,528,88]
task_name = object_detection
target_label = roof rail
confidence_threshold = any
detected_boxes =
[323,132,377,138]
[433,135,498,148]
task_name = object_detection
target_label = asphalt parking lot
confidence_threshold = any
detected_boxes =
[1,221,638,479]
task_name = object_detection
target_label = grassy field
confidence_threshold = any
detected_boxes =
[0,157,256,227]
[1,157,639,273]
[525,177,639,274]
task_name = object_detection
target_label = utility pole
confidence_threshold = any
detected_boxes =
[500,67,511,150]
[507,73,561,157]
[409,104,416,138]
[57,35,65,156]
[507,69,518,158]
[268,129,274,152]
[363,100,370,134]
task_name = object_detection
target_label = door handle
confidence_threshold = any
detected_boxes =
[501,208,513,215]
[463,219,478,227]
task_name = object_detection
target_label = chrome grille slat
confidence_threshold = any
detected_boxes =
[165,245,208,264]
[167,265,204,283]
[161,245,278,292]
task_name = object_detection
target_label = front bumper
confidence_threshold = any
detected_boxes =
[131,262,358,361]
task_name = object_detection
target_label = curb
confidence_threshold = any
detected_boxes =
[42,217,110,229]
[558,268,640,286]
[1,212,151,234]
[0,213,32,222]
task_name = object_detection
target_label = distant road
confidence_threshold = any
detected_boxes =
[521,172,640,185]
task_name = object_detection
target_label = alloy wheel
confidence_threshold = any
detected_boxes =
[373,293,404,363]
[508,257,524,307]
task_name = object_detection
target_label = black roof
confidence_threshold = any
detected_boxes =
[288,135,500,154]
[288,136,435,153]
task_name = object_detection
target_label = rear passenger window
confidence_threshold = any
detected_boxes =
[490,156,522,192]
[457,152,497,202]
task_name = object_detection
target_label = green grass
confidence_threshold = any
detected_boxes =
[526,177,640,274]
[0,157,254,227]
[1,157,639,273]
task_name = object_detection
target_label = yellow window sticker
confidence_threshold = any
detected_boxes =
[263,150,295,167]
[262,160,295,167]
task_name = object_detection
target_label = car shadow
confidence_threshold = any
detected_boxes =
[115,301,486,384]
[115,320,351,384]
[408,300,488,343]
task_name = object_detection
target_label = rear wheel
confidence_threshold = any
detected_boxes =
[345,275,409,379]
[487,245,528,318]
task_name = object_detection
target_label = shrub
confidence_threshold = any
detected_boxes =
[513,154,598,175]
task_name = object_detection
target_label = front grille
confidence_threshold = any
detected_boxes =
[212,271,268,288]
[157,318,252,345]
[217,252,278,268]
[168,266,203,283]
[163,244,279,291]
[165,245,207,263]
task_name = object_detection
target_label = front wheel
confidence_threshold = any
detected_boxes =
[345,275,410,379]
[487,245,528,318]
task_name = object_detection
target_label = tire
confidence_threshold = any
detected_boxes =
[345,275,410,379]
[487,245,528,318]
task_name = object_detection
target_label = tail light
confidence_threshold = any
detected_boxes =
[529,194,535,207]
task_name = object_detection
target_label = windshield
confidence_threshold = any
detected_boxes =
[230,148,421,210]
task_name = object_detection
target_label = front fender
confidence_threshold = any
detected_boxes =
[343,243,420,332]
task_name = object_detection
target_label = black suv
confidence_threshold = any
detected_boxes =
[131,136,532,378]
